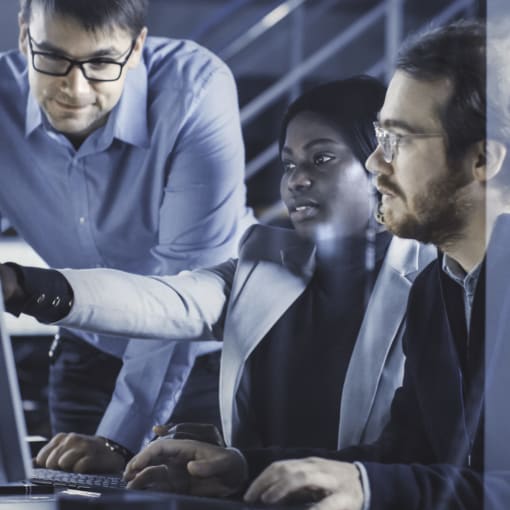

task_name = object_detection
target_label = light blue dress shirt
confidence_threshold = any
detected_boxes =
[442,255,482,332]
[0,36,254,451]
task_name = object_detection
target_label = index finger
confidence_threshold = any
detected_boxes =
[127,464,188,493]
[243,461,289,503]
[127,438,204,478]
[244,464,281,503]
[127,465,170,490]
[124,441,171,479]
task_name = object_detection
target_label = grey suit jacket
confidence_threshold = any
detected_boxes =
[60,224,435,447]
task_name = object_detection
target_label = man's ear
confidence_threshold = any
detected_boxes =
[472,139,507,182]
[18,12,29,56]
[126,26,148,69]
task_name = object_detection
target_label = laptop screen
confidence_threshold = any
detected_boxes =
[0,285,32,483]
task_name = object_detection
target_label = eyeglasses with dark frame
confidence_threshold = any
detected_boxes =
[373,121,444,164]
[27,29,136,82]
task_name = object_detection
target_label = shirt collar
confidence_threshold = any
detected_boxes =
[442,253,482,295]
[110,60,149,148]
[24,59,149,149]
[25,91,42,137]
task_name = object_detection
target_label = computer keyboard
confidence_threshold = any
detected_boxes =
[31,467,127,490]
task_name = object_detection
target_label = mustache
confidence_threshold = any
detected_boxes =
[376,176,403,198]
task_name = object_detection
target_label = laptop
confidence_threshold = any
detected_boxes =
[0,285,126,493]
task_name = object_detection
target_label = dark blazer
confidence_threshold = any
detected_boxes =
[244,216,510,510]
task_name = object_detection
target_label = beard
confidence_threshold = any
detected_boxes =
[379,166,473,246]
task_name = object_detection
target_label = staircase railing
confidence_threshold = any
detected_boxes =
[219,0,309,61]
[242,1,388,180]
[184,0,478,221]
[237,0,476,225]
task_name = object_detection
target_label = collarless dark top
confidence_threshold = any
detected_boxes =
[249,230,392,449]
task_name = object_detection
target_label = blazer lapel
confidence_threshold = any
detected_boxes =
[220,239,315,444]
[338,238,433,447]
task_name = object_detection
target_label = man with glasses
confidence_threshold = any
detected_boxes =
[63,19,507,510]
[0,0,252,474]
[27,29,138,82]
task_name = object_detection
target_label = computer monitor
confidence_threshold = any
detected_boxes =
[0,287,32,483]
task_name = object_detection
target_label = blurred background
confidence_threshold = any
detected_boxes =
[0,0,483,436]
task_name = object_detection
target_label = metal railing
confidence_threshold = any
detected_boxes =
[189,0,253,43]
[241,0,476,188]
[184,0,477,219]
[219,0,308,61]
[243,1,387,180]
[216,0,344,62]
[240,2,387,126]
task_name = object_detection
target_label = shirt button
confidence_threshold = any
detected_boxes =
[79,217,86,224]
[36,294,46,304]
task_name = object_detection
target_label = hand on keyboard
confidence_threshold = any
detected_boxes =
[35,433,126,474]
[124,438,247,497]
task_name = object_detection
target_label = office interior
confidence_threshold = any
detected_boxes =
[1,0,484,412]
[2,0,507,509]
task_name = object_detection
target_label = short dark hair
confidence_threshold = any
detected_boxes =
[396,20,486,161]
[279,75,386,168]
[19,0,148,38]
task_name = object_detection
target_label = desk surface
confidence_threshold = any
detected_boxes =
[0,490,309,509]
[0,495,55,509]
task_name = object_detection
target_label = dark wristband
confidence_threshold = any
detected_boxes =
[4,263,73,323]
[99,437,134,463]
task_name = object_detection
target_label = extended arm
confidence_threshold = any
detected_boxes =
[2,261,236,341]
[2,259,235,467]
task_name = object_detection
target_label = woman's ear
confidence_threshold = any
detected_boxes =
[472,140,507,182]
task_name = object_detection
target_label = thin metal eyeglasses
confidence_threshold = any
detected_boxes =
[373,121,444,164]
[27,29,136,82]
